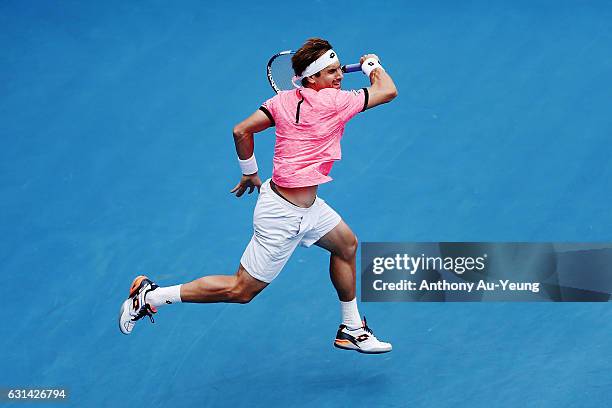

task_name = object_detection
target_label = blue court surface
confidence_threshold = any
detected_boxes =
[2,1,611,407]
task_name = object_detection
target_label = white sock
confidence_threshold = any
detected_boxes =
[340,298,362,329]
[146,285,182,309]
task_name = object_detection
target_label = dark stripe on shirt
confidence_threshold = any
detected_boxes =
[259,106,275,126]
[361,88,369,112]
[295,91,305,123]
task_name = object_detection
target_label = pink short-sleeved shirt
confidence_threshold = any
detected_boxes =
[260,87,368,188]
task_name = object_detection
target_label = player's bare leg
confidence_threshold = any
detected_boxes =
[181,264,268,304]
[316,220,392,353]
[315,220,358,302]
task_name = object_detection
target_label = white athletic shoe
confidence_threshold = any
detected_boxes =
[118,275,158,335]
[334,316,392,354]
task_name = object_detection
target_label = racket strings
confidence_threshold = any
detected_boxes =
[269,53,300,92]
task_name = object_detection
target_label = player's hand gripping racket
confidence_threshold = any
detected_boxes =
[266,50,361,94]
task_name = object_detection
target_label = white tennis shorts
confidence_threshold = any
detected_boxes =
[240,179,342,283]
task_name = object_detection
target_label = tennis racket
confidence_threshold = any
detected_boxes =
[266,50,362,94]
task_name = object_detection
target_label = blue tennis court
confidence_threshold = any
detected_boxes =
[2,1,611,406]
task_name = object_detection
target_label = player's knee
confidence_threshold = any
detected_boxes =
[349,235,359,258]
[339,235,358,261]
[237,291,256,304]
[229,286,257,304]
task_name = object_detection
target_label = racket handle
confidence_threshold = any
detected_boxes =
[341,63,362,73]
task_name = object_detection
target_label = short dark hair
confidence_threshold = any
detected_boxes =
[292,38,333,86]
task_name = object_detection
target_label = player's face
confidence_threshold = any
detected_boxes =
[308,62,343,90]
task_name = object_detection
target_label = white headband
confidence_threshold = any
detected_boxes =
[298,49,340,79]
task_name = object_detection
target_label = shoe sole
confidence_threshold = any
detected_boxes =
[118,299,132,335]
[334,340,392,354]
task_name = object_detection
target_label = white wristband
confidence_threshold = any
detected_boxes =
[361,57,384,77]
[238,154,258,175]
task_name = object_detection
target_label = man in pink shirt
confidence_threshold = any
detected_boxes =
[119,38,398,353]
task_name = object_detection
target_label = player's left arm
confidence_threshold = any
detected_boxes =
[230,109,273,197]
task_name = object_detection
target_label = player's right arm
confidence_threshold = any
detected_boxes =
[361,53,398,109]
[230,109,273,197]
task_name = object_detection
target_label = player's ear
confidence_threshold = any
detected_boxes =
[306,75,315,85]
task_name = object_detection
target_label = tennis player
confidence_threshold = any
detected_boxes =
[119,38,398,353]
